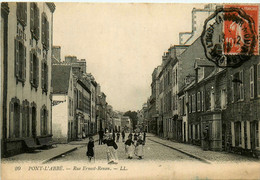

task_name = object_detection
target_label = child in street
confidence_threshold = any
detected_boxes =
[86,136,94,162]
[135,135,144,159]
[125,134,134,159]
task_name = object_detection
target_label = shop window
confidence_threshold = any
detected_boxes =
[14,38,26,83]
[235,121,242,146]
[255,121,259,148]
[17,2,27,27]
[30,50,39,88]
[30,3,39,40]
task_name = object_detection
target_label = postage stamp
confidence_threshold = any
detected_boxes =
[201,4,259,67]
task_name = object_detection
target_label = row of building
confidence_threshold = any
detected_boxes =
[142,4,260,157]
[0,2,133,157]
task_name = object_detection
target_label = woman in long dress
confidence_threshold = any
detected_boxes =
[103,133,118,164]
[125,135,134,159]
[135,135,144,159]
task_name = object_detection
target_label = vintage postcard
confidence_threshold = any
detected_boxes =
[1,2,260,180]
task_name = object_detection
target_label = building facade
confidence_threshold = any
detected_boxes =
[1,2,55,157]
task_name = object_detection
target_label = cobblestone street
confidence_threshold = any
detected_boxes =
[50,134,197,163]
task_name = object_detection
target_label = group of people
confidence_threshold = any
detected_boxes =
[86,129,147,164]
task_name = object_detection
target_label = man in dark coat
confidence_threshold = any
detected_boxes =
[98,129,104,145]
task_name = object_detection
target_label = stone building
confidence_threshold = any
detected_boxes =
[52,65,74,143]
[1,2,55,157]
[227,56,260,156]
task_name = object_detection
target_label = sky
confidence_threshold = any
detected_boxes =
[53,3,205,112]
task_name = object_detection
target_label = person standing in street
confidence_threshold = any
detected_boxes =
[135,135,144,159]
[125,134,134,159]
[112,129,116,142]
[116,131,120,142]
[121,130,125,142]
[103,133,118,164]
[86,136,95,162]
[98,129,104,145]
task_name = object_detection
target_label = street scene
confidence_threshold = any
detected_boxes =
[1,2,260,180]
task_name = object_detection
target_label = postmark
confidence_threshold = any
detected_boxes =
[201,5,259,68]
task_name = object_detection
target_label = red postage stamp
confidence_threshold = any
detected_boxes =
[223,4,259,55]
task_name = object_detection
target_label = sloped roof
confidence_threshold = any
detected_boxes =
[195,58,215,67]
[52,65,71,94]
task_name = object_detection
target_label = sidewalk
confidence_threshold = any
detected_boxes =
[2,134,100,164]
[148,133,259,163]
[2,144,82,164]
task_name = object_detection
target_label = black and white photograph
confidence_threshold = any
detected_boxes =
[1,1,260,179]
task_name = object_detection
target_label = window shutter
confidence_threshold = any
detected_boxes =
[41,13,45,45]
[35,6,40,40]
[30,3,34,32]
[23,45,26,81]
[24,3,27,26]
[46,64,48,91]
[41,61,44,89]
[36,57,39,87]
[240,70,244,100]
[9,101,14,138]
[14,39,19,78]
[46,110,49,134]
[231,75,234,102]
[30,51,33,84]
[40,108,43,135]
[46,21,49,50]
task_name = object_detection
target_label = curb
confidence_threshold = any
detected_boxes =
[148,138,211,164]
[41,147,79,164]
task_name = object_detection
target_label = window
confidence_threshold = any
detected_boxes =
[14,38,26,83]
[195,124,199,139]
[201,91,204,111]
[30,3,39,40]
[41,106,48,135]
[197,92,201,112]
[257,64,260,97]
[192,94,196,113]
[173,69,176,86]
[233,71,244,101]
[17,3,27,27]
[30,50,39,88]
[221,89,227,109]
[22,100,30,137]
[210,91,215,111]
[255,121,259,148]
[41,13,49,50]
[250,66,254,98]
[235,121,242,146]
[14,103,20,138]
[41,60,48,92]
[231,75,234,102]
[188,95,191,113]
[69,99,72,116]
